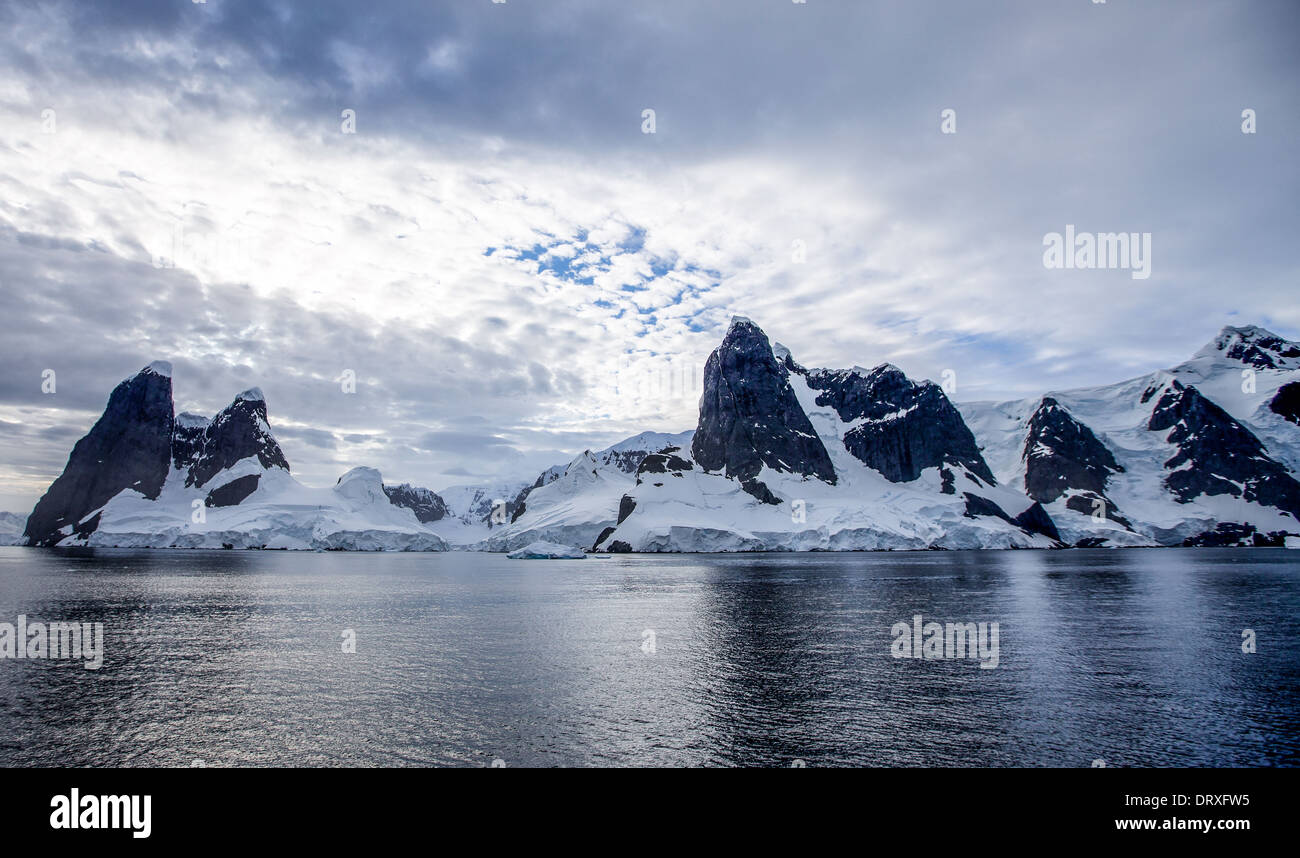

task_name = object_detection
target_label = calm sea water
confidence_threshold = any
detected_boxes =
[0,546,1296,767]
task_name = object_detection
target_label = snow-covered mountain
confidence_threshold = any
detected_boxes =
[18,322,1300,553]
[580,317,1062,552]
[0,512,25,546]
[959,324,1300,547]
[22,363,448,550]
[452,430,693,551]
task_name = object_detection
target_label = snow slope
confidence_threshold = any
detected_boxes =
[520,318,1060,552]
[72,463,449,551]
[959,326,1300,546]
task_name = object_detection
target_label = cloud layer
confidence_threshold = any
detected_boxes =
[1,0,1297,511]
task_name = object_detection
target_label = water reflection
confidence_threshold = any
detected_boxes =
[0,546,1295,767]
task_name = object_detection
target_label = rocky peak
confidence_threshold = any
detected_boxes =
[803,362,995,484]
[1022,396,1123,503]
[184,389,290,488]
[25,362,175,546]
[1196,325,1300,370]
[691,315,837,485]
[1147,380,1300,518]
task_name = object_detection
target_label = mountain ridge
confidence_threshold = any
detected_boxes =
[14,321,1300,551]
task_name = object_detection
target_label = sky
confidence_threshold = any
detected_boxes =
[0,0,1297,512]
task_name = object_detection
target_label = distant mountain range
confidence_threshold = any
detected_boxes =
[12,321,1300,552]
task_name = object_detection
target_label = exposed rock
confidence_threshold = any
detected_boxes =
[636,449,694,475]
[1064,491,1131,529]
[741,478,782,505]
[1270,381,1300,426]
[592,526,617,551]
[962,493,1061,543]
[1022,397,1123,503]
[1182,523,1286,547]
[25,362,174,546]
[1148,380,1300,519]
[205,474,261,508]
[171,412,209,471]
[691,316,837,484]
[617,494,637,525]
[1208,325,1300,370]
[383,483,449,523]
[1014,500,1063,543]
[801,363,994,484]
[185,389,289,489]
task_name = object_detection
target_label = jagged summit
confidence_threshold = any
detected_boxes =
[798,359,995,484]
[692,314,837,487]
[184,389,289,488]
[1022,396,1124,512]
[24,362,175,546]
[144,360,173,378]
[23,319,1300,553]
[1193,324,1300,370]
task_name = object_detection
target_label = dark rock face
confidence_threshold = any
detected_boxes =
[617,494,637,525]
[1064,492,1131,529]
[1214,326,1300,369]
[635,449,693,477]
[741,478,782,505]
[1147,381,1300,520]
[607,540,633,553]
[1014,501,1062,543]
[801,363,994,484]
[1022,397,1123,504]
[1182,522,1286,547]
[1270,382,1300,426]
[961,493,1061,542]
[592,526,617,550]
[383,483,448,523]
[205,474,261,508]
[171,414,208,471]
[961,493,1010,523]
[507,465,566,523]
[691,317,836,485]
[602,449,652,474]
[185,391,289,489]
[25,364,174,546]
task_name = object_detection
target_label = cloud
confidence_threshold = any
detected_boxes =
[0,0,1296,513]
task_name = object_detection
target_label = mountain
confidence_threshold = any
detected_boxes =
[20,322,1300,553]
[0,511,26,546]
[692,317,837,492]
[180,389,290,491]
[959,325,1300,547]
[786,355,994,484]
[24,361,175,546]
[478,430,694,551]
[24,365,449,551]
[580,317,1062,552]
